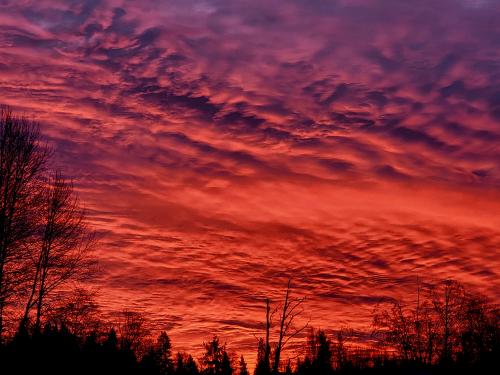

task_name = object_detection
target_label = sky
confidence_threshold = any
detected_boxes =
[1,0,500,365]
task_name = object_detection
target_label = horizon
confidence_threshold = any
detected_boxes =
[0,0,499,368]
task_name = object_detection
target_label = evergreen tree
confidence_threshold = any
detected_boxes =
[201,336,233,375]
[239,355,249,375]
[176,352,200,375]
[254,338,271,375]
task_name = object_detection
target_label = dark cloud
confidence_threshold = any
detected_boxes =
[388,126,451,150]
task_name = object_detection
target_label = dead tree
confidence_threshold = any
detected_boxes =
[265,297,271,367]
[272,279,308,374]
[255,299,273,375]
[0,108,47,341]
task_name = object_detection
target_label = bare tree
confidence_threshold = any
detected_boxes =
[265,298,271,368]
[21,173,95,330]
[421,298,438,364]
[459,293,500,365]
[372,279,500,367]
[44,287,102,337]
[414,280,423,362]
[431,279,464,363]
[333,329,350,370]
[119,310,152,358]
[272,279,308,374]
[373,300,414,361]
[255,298,273,375]
[0,108,47,341]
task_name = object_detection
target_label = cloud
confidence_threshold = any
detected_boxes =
[0,0,499,366]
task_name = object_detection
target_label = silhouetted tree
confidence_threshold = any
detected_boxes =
[431,279,464,364]
[106,325,138,375]
[141,331,174,375]
[332,328,353,371]
[22,173,95,330]
[272,279,307,374]
[457,293,500,368]
[296,356,312,375]
[256,280,308,374]
[305,329,333,375]
[119,310,151,358]
[45,287,102,337]
[157,331,175,373]
[104,327,119,352]
[373,279,500,371]
[373,300,415,362]
[201,336,233,375]
[264,298,271,370]
[239,355,249,375]
[221,351,233,375]
[0,108,47,341]
[176,352,200,375]
[255,338,271,375]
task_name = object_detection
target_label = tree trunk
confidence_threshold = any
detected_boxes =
[273,281,290,374]
[265,298,271,367]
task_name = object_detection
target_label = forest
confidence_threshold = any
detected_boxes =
[0,108,498,374]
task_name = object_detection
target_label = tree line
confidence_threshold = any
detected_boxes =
[0,109,498,374]
[1,277,497,375]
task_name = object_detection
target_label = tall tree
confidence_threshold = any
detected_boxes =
[307,329,333,375]
[201,336,233,375]
[431,279,464,364]
[272,279,307,374]
[0,108,47,341]
[155,331,174,374]
[239,355,249,375]
[256,280,307,374]
[255,298,272,375]
[373,301,415,361]
[22,173,95,330]
[372,279,500,367]
[141,331,174,375]
[255,338,271,375]
[119,310,151,358]
[45,287,102,337]
[176,352,199,375]
[333,330,348,370]
[221,351,233,375]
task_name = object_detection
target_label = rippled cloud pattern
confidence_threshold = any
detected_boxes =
[0,0,499,363]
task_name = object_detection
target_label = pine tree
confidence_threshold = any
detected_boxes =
[239,355,249,375]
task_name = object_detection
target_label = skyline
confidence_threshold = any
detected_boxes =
[0,0,499,365]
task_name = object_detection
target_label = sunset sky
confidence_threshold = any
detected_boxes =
[1,0,499,365]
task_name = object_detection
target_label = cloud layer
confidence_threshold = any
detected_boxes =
[1,0,499,365]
